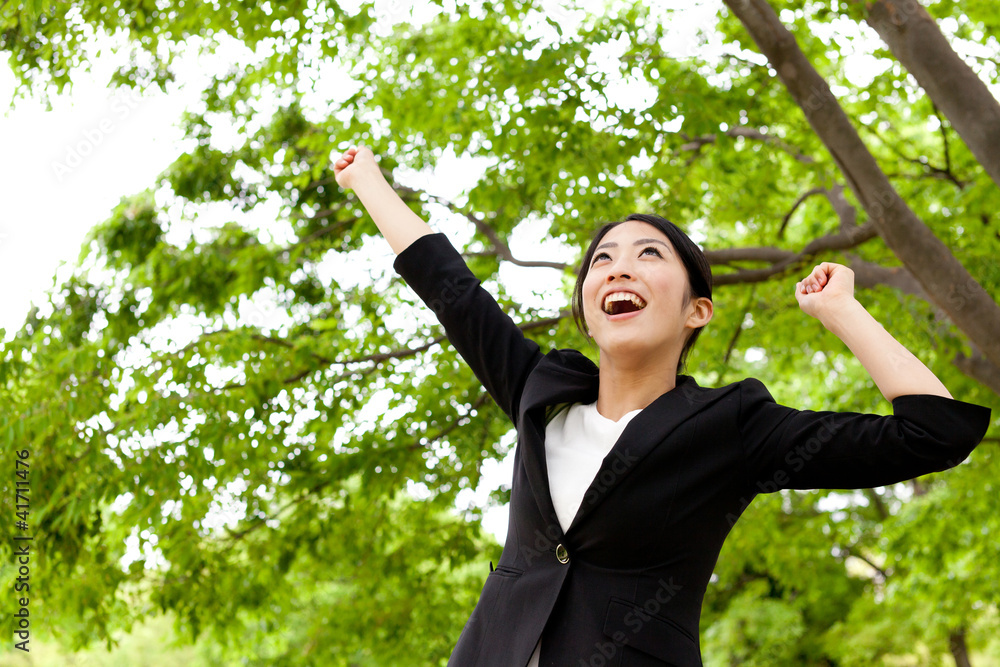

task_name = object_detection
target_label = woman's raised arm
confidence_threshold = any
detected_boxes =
[334,145,544,423]
[796,262,951,402]
[333,146,433,254]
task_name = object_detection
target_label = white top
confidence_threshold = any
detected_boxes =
[527,401,642,667]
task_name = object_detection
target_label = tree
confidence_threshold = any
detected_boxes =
[2,0,998,664]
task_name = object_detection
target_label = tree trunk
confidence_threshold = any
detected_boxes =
[721,0,1000,385]
[949,629,973,667]
[865,0,1000,190]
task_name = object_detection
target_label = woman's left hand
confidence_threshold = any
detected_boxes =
[795,262,857,321]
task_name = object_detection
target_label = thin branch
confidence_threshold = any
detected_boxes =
[395,183,569,271]
[882,170,968,187]
[224,481,327,542]
[847,256,927,299]
[841,544,889,581]
[708,221,878,285]
[336,335,447,367]
[677,126,816,164]
[858,122,967,188]
[778,187,826,239]
[214,314,569,393]
[720,286,757,380]
[932,103,954,181]
[729,126,816,164]
[406,393,491,452]
[291,216,361,249]
[863,488,890,522]
[461,249,570,271]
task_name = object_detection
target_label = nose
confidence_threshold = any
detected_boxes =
[606,271,632,282]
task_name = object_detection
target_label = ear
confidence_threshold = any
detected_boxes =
[685,297,713,329]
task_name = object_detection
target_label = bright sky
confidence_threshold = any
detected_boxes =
[0,65,187,338]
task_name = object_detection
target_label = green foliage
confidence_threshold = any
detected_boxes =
[2,0,999,664]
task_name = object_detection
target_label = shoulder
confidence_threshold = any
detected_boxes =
[678,375,771,404]
[677,377,779,431]
[544,348,599,374]
[735,376,775,402]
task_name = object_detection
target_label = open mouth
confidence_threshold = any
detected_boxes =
[603,292,647,316]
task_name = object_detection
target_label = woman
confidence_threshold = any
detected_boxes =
[333,145,991,666]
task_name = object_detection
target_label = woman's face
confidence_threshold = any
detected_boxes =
[581,221,712,366]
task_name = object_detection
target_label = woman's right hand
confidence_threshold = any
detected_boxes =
[329,145,434,254]
[333,145,381,191]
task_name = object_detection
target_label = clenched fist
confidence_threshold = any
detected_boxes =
[795,262,857,322]
[333,145,381,191]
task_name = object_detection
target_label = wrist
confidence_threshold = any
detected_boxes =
[818,298,868,336]
[344,166,388,196]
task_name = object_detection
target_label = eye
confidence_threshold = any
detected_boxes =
[641,246,663,258]
[591,251,611,266]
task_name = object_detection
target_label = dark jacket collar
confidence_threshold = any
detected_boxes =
[517,349,739,534]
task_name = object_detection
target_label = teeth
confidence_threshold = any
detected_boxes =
[603,292,647,314]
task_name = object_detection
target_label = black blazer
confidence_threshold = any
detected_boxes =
[394,234,991,667]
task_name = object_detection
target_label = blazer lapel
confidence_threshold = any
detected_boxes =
[566,376,740,532]
[517,350,600,530]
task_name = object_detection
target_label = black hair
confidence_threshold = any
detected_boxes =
[571,213,713,373]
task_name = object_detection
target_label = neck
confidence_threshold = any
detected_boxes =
[595,350,680,421]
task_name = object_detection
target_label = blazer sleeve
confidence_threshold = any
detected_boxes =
[393,233,544,423]
[737,378,992,491]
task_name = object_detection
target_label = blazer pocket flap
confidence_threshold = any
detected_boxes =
[603,598,700,664]
[490,565,523,578]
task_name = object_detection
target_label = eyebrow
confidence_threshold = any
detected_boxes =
[595,238,672,252]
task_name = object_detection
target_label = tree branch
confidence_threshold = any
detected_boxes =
[406,393,491,452]
[931,103,955,183]
[704,247,795,266]
[708,221,877,285]
[858,121,967,188]
[723,0,1000,380]
[841,544,889,581]
[394,183,569,271]
[848,259,1000,394]
[847,256,928,299]
[863,488,890,522]
[678,126,815,164]
[723,287,756,368]
[953,350,1000,397]
[214,314,569,393]
[778,187,826,239]
[825,184,858,233]
[865,0,1000,189]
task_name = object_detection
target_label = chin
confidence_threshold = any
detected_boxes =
[595,331,667,362]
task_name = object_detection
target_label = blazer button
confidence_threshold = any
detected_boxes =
[555,543,570,564]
